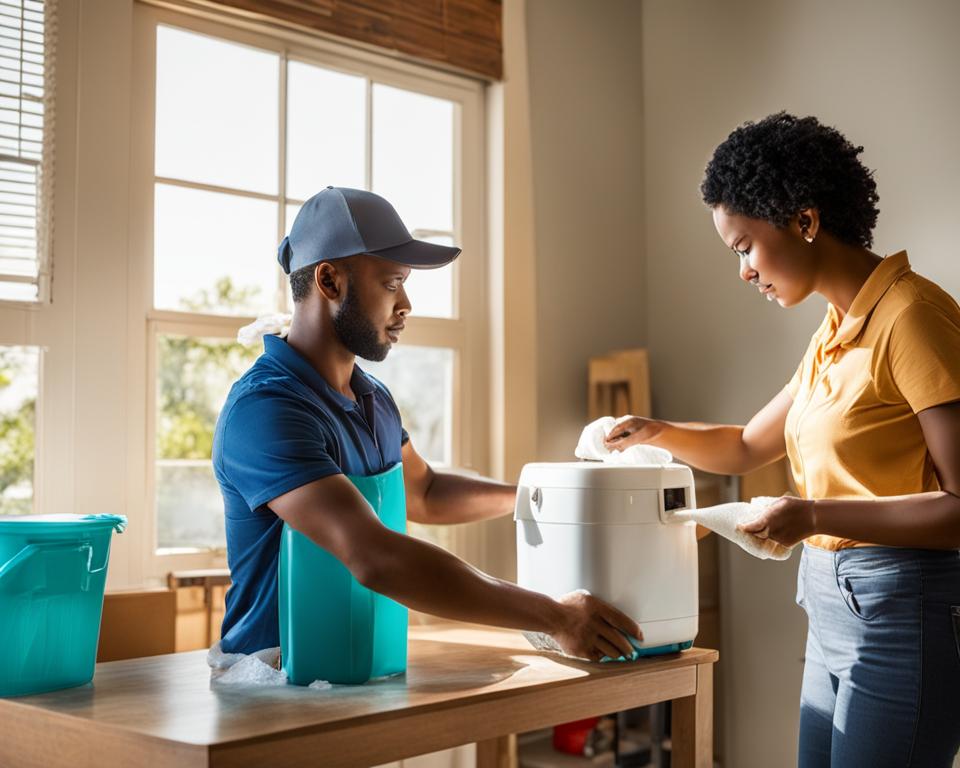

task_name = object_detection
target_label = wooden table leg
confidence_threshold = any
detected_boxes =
[671,662,714,768]
[476,734,516,768]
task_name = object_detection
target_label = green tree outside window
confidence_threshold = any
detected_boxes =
[0,347,38,516]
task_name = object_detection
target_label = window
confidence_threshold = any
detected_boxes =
[362,346,454,466]
[0,0,54,303]
[135,8,487,564]
[155,333,260,549]
[0,345,38,515]
[0,0,53,525]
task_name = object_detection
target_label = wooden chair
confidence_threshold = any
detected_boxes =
[588,348,651,420]
[167,569,231,651]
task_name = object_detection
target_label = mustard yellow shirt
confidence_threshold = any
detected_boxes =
[785,251,960,550]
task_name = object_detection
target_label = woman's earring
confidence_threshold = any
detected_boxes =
[802,229,815,244]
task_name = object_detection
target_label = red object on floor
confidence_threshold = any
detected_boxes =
[553,717,601,755]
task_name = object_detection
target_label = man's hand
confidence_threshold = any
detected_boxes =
[738,495,816,548]
[550,590,643,662]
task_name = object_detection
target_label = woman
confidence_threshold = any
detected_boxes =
[607,113,960,767]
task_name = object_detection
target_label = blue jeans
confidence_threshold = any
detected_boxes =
[796,544,960,767]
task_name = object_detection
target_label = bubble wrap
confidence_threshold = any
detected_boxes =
[207,641,331,690]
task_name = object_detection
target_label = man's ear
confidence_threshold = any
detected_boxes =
[315,262,344,301]
[794,208,821,244]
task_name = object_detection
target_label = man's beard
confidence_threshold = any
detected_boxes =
[333,283,391,362]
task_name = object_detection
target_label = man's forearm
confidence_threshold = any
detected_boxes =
[360,530,563,632]
[418,472,516,524]
[813,491,960,549]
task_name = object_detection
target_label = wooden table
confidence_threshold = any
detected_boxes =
[0,624,717,768]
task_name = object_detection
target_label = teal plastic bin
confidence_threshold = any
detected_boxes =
[0,514,127,697]
[279,463,407,685]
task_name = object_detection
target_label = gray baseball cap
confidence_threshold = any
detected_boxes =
[277,186,461,275]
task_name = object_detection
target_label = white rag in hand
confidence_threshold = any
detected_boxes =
[670,496,794,560]
[575,416,673,465]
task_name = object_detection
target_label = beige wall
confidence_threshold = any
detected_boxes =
[525,0,646,461]
[641,1,960,766]
[643,0,960,423]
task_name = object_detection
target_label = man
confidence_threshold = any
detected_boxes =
[213,186,641,662]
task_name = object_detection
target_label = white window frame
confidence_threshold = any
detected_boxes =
[0,0,56,518]
[130,2,488,576]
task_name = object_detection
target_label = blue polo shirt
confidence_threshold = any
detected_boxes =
[212,334,408,653]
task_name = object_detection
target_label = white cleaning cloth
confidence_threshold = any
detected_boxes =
[670,496,794,560]
[237,313,292,346]
[206,641,331,689]
[575,416,673,465]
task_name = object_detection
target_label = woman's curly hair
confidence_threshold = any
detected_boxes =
[701,112,879,248]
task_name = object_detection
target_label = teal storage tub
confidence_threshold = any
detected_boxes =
[279,464,407,685]
[0,514,127,697]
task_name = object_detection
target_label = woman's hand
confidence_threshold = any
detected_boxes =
[738,496,816,547]
[603,416,661,451]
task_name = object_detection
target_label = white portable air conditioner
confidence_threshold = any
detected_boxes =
[515,462,699,656]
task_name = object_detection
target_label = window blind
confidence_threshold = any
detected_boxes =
[0,0,54,303]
